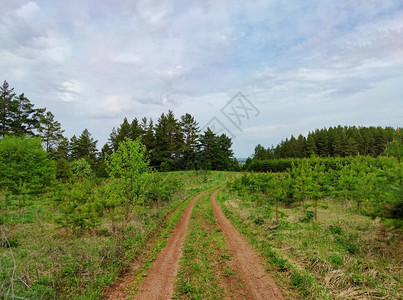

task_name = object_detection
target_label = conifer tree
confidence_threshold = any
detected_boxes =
[306,133,317,156]
[12,93,41,136]
[0,80,16,137]
[37,111,65,152]
[130,118,144,140]
[180,113,199,169]
[154,110,183,170]
[70,129,98,161]
[115,117,131,146]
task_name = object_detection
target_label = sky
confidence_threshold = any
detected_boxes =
[1,0,402,157]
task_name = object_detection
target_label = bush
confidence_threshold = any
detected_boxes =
[53,180,101,233]
[0,136,55,193]
[145,173,181,203]
[56,158,73,182]
[70,158,95,179]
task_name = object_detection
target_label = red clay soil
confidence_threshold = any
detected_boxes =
[107,180,227,300]
[210,187,285,300]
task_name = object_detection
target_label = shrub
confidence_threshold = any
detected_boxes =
[56,158,73,182]
[0,136,55,193]
[70,158,95,179]
[105,138,149,220]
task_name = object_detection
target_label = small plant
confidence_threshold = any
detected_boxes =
[329,225,343,235]
[254,217,264,225]
[300,210,314,223]
[330,253,343,268]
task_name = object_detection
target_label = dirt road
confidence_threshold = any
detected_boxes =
[210,187,285,300]
[108,180,223,300]
[108,177,284,299]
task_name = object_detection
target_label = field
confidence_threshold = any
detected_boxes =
[1,157,402,299]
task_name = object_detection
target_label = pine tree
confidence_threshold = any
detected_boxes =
[180,113,199,169]
[37,111,65,152]
[109,127,118,151]
[306,133,317,156]
[53,136,70,160]
[115,117,131,146]
[100,143,112,161]
[296,134,306,158]
[315,129,329,157]
[12,93,41,136]
[253,144,268,160]
[360,127,375,156]
[130,118,144,140]
[0,80,16,137]
[154,111,183,170]
[70,129,98,161]
[287,135,298,158]
[216,133,233,170]
[198,128,233,170]
[345,136,359,156]
[198,128,217,170]
[142,118,155,151]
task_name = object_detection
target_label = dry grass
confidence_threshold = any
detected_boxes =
[221,193,403,299]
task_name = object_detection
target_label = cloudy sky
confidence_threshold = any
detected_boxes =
[1,0,402,157]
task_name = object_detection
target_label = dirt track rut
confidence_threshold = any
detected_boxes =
[210,187,285,300]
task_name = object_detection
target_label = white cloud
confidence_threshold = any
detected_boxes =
[15,1,39,19]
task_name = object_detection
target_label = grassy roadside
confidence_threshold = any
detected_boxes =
[217,189,402,299]
[0,171,225,299]
[174,188,246,300]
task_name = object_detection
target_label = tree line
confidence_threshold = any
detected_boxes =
[252,126,397,160]
[105,112,237,171]
[0,80,237,181]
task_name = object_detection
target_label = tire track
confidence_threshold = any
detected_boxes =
[210,187,285,300]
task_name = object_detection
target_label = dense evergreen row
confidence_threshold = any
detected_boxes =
[105,111,237,171]
[0,80,237,176]
[252,126,397,160]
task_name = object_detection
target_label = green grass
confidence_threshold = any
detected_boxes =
[218,189,403,299]
[0,171,227,299]
[174,190,244,300]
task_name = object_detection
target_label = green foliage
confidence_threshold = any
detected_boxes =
[70,158,95,179]
[385,128,403,163]
[0,136,55,193]
[199,128,234,170]
[53,180,101,233]
[0,80,45,137]
[108,112,235,171]
[70,128,98,161]
[55,158,73,182]
[37,111,65,152]
[232,156,402,224]
[106,138,149,219]
[153,110,184,170]
[251,126,397,160]
[145,173,182,202]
